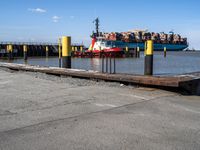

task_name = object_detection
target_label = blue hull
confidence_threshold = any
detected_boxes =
[108,41,188,51]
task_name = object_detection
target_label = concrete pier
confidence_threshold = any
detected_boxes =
[0,66,200,150]
[0,42,84,58]
[0,63,200,95]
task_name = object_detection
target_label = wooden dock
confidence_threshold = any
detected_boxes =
[0,63,200,95]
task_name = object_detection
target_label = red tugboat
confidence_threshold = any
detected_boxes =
[85,18,123,57]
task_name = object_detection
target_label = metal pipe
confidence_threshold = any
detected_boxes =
[106,55,108,73]
[113,53,116,74]
[110,53,112,74]
[102,54,104,73]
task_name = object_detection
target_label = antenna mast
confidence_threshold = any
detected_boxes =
[93,17,99,37]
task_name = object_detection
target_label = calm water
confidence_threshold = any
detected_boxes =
[1,51,200,75]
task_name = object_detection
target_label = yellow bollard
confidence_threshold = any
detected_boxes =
[62,36,71,68]
[45,46,49,57]
[7,44,13,60]
[8,44,13,52]
[125,46,128,52]
[144,40,154,75]
[164,47,167,58]
[125,46,129,57]
[23,45,28,60]
[137,46,140,58]
[80,46,83,52]
[146,40,153,55]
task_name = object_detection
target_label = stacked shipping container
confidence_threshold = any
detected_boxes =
[94,31,187,44]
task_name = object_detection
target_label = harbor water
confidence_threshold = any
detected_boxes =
[1,51,200,75]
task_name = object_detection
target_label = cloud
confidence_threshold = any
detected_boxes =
[28,8,47,13]
[52,16,61,23]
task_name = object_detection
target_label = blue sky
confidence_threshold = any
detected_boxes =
[0,0,200,49]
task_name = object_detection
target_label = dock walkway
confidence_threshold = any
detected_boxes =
[0,62,200,95]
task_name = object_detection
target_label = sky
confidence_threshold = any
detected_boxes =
[0,0,200,49]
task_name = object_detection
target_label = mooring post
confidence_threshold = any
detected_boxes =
[137,46,140,58]
[45,46,49,58]
[164,47,167,58]
[75,47,77,53]
[125,46,129,57]
[80,46,83,58]
[80,46,83,52]
[110,53,112,74]
[102,53,104,73]
[58,38,62,68]
[23,45,28,60]
[144,40,154,75]
[113,53,116,74]
[106,54,108,73]
[62,36,71,68]
[7,44,13,60]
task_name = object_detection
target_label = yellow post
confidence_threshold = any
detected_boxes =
[137,46,140,58]
[72,46,74,52]
[62,36,71,68]
[164,47,167,57]
[75,46,77,52]
[125,46,128,52]
[46,46,49,52]
[7,44,13,60]
[137,47,140,52]
[80,46,83,52]
[146,40,154,55]
[23,45,28,60]
[125,46,129,57]
[144,40,154,75]
[8,44,13,52]
[45,46,49,57]
[23,45,27,52]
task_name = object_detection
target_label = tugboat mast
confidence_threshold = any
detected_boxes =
[93,18,99,37]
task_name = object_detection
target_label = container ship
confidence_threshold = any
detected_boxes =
[86,18,188,55]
